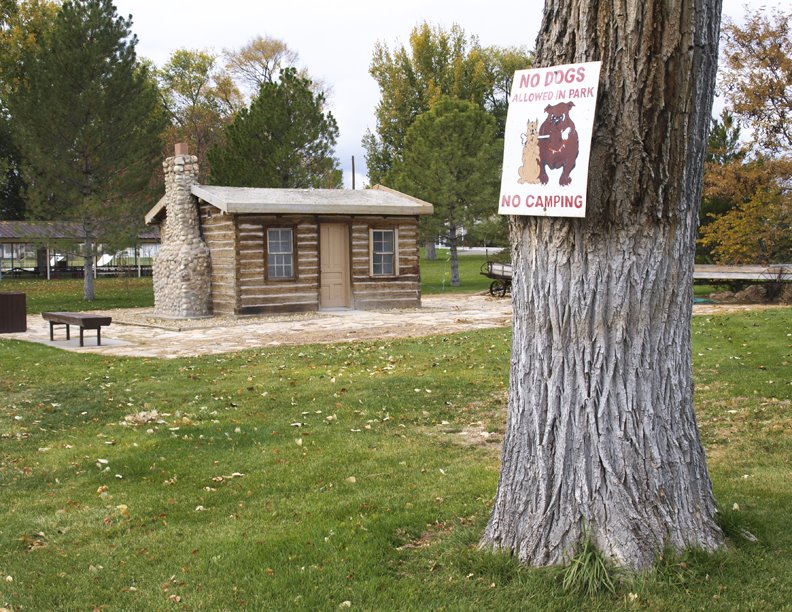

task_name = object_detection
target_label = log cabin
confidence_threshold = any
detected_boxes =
[145,145,433,317]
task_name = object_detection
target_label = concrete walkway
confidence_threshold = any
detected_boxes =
[5,294,513,359]
[3,295,785,359]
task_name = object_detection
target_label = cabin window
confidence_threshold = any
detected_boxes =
[267,227,294,279]
[370,228,397,276]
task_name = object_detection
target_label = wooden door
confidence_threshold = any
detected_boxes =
[319,224,350,308]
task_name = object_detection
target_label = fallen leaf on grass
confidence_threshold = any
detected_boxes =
[211,472,245,483]
[123,410,164,426]
[20,532,48,551]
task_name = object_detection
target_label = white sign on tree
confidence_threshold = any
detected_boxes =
[498,61,601,218]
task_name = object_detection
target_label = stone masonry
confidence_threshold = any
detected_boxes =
[152,144,212,317]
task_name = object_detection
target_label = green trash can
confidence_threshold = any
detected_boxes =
[0,292,26,332]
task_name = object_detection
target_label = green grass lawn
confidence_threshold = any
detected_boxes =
[1,308,790,610]
[0,277,155,314]
[420,250,496,295]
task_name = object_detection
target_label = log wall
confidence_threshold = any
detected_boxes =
[198,208,422,314]
[199,203,237,315]
[235,215,320,315]
[351,217,421,310]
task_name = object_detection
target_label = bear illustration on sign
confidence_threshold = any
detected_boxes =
[517,119,541,184]
[538,101,579,186]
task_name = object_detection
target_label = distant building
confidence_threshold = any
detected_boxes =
[0,220,159,279]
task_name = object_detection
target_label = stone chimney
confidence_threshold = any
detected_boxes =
[152,144,212,318]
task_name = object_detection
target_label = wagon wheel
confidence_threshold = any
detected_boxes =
[490,280,508,297]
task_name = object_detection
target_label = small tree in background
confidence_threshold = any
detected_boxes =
[391,97,501,286]
[697,8,791,265]
[364,23,494,186]
[208,68,341,189]
[699,157,792,264]
[364,23,530,262]
[223,35,300,94]
[696,110,746,262]
[6,0,165,300]
[718,8,792,155]
[157,49,242,181]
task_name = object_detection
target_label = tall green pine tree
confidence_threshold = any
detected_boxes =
[7,0,164,299]
[208,67,342,189]
[391,97,502,286]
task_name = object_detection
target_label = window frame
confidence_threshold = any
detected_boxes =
[369,227,399,277]
[265,226,297,281]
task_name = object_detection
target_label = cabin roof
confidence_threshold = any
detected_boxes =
[145,184,433,224]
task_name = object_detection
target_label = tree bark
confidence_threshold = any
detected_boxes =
[448,222,460,286]
[482,0,725,570]
[424,240,436,261]
[83,233,95,301]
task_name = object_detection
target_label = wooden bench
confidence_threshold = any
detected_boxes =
[42,312,112,347]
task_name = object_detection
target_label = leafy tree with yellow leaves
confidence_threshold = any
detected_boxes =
[719,8,792,155]
[697,8,792,265]
[699,156,792,264]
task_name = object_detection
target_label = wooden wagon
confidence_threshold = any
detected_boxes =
[481,261,513,297]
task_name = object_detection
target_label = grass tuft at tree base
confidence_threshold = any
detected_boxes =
[561,536,616,597]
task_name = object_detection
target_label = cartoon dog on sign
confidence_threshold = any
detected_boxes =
[538,101,579,186]
[517,119,541,184]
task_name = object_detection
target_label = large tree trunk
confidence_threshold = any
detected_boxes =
[482,0,725,570]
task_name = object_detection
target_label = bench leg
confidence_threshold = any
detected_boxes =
[79,327,84,347]
[97,327,101,346]
[49,322,70,341]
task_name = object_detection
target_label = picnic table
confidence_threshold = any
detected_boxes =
[42,312,112,346]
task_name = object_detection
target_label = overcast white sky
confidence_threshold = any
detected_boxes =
[113,0,780,188]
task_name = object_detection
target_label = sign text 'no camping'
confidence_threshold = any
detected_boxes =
[499,61,601,218]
